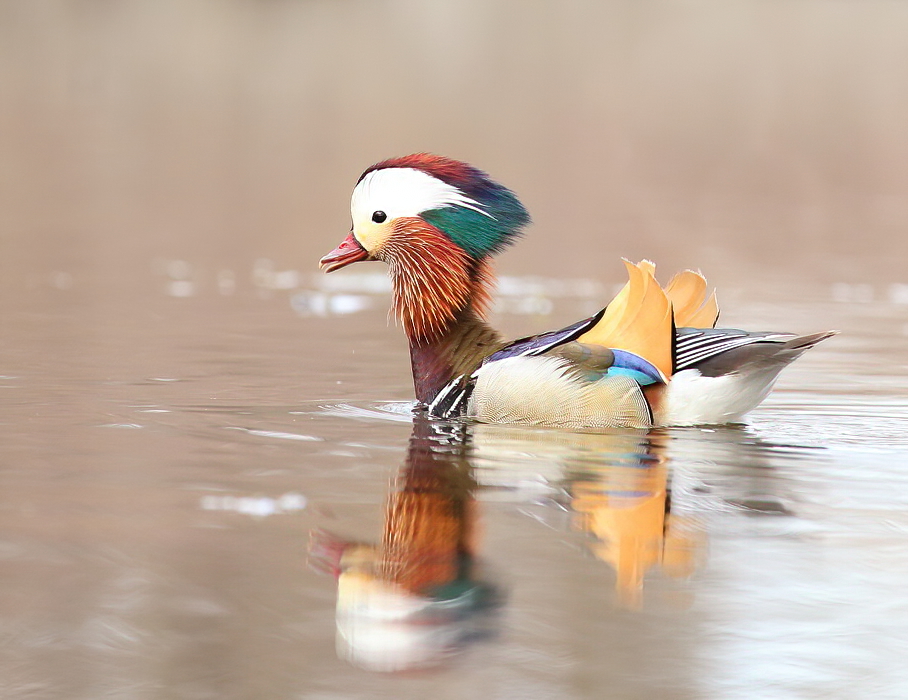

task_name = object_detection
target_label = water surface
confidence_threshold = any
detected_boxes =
[2,272,907,699]
[3,2,908,696]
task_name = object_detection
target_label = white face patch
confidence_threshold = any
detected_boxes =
[350,167,490,252]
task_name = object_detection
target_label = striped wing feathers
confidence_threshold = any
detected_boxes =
[674,328,794,371]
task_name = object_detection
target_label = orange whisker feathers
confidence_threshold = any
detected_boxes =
[381,218,494,344]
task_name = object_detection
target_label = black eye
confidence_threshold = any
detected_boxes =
[371,210,387,224]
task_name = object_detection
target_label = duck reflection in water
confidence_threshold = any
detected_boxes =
[309,417,502,673]
[310,420,717,672]
[567,432,705,609]
[469,425,707,609]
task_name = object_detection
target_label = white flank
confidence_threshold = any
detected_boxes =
[467,356,652,429]
[351,168,492,225]
[657,368,783,426]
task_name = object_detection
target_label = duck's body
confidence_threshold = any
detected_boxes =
[430,314,833,428]
[320,154,834,428]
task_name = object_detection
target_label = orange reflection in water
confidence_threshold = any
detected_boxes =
[570,434,705,609]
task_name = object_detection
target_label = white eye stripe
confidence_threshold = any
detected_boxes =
[351,168,494,224]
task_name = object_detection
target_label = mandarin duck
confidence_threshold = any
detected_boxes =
[320,154,835,428]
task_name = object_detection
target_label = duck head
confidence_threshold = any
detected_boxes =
[320,154,530,343]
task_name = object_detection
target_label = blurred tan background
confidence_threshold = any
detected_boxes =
[2,0,906,295]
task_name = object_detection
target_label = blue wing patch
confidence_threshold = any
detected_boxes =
[609,349,663,385]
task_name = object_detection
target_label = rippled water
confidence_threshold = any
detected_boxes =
[3,2,908,696]
[2,269,907,699]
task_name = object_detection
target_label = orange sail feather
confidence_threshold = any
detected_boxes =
[665,270,719,328]
[577,260,674,382]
